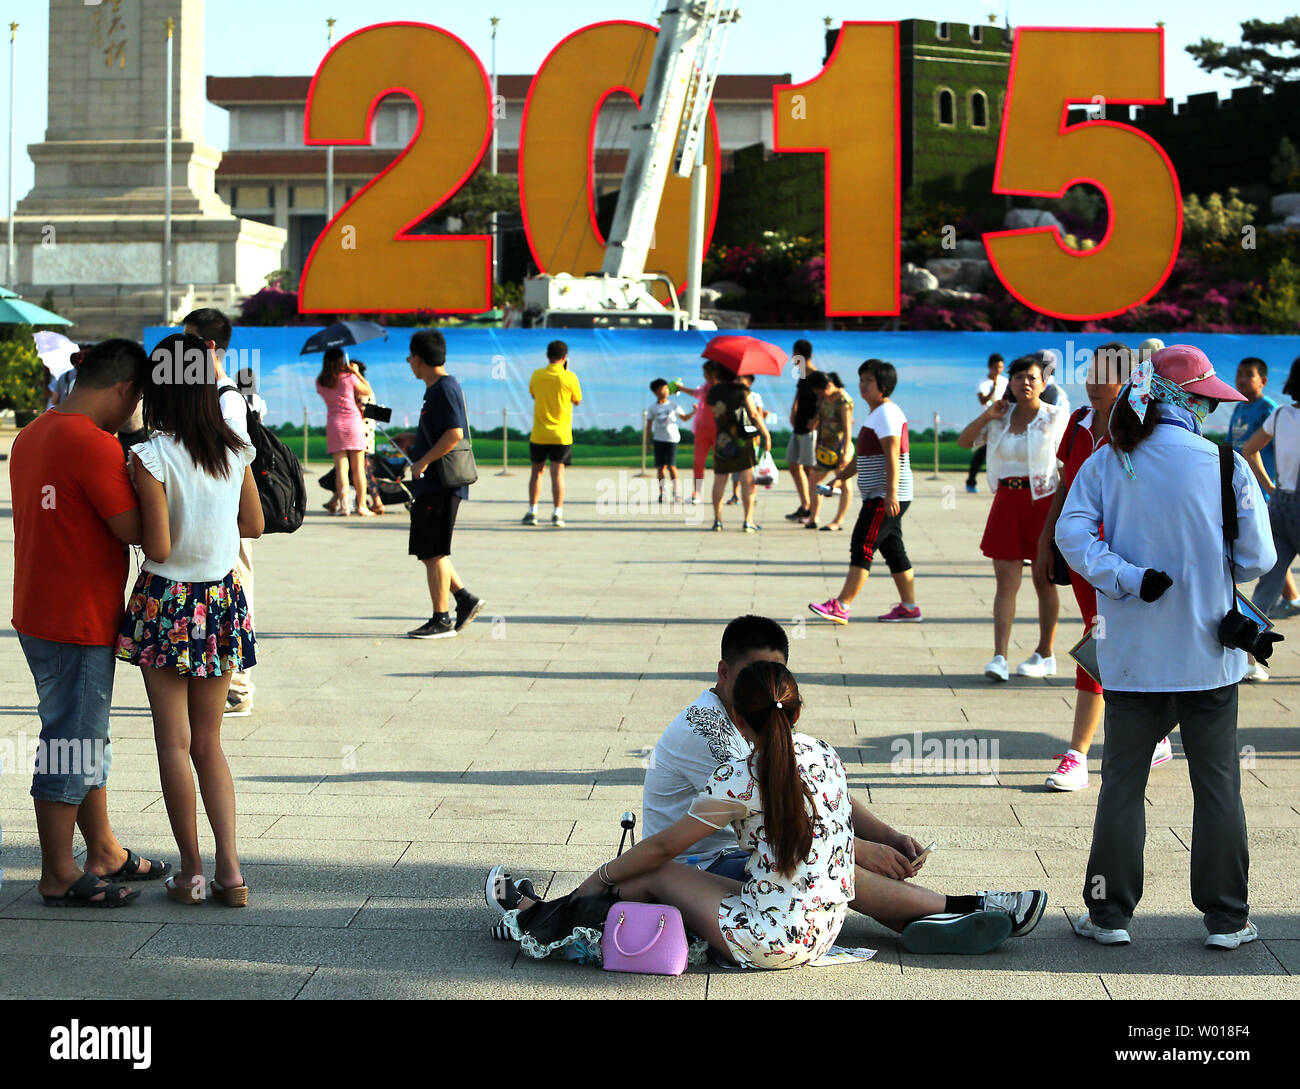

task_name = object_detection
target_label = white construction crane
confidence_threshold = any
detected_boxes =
[524,1,741,330]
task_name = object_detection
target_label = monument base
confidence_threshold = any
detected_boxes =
[0,215,287,341]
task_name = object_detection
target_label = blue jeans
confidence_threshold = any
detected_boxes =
[705,849,751,882]
[1255,489,1300,617]
[18,634,115,805]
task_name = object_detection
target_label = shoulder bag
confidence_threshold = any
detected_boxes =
[432,383,478,490]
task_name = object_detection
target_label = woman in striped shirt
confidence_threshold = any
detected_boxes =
[808,360,920,625]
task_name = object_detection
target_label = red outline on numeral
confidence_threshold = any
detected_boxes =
[299,22,493,315]
[773,21,901,317]
[519,20,722,288]
[983,26,1183,321]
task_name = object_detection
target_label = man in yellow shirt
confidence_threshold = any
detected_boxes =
[525,340,582,527]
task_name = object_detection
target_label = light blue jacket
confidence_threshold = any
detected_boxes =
[1056,421,1276,692]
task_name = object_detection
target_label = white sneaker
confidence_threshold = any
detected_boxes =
[1242,662,1269,682]
[1150,736,1173,768]
[1016,652,1057,678]
[1071,913,1130,945]
[984,655,1009,682]
[1204,921,1258,949]
[1046,751,1089,791]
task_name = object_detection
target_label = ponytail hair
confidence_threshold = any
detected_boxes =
[1108,388,1159,456]
[730,661,816,877]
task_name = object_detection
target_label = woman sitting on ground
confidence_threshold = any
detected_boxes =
[493,661,855,969]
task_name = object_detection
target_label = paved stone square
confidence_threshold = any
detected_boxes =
[1,444,1297,999]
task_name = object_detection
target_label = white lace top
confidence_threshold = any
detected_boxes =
[974,401,1068,500]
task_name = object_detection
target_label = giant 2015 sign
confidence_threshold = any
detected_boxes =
[298,21,1182,322]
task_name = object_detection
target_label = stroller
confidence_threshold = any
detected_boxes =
[318,432,417,511]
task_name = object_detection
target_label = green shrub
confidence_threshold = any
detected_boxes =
[0,338,48,414]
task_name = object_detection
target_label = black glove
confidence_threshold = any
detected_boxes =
[1254,631,1285,665]
[1139,569,1173,602]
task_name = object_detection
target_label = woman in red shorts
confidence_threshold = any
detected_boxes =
[958,355,1069,682]
[1034,343,1172,790]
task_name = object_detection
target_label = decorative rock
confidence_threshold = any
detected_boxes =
[925,257,990,290]
[955,238,987,259]
[1271,193,1300,218]
[705,280,746,297]
[900,263,939,293]
[1004,208,1064,231]
[926,287,983,305]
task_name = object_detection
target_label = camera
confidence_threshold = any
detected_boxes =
[362,403,392,423]
[1218,609,1283,663]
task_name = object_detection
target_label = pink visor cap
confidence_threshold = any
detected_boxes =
[1151,345,1245,403]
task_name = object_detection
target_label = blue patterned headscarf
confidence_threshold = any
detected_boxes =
[1114,354,1214,479]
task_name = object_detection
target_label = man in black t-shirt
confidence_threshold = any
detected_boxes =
[785,338,819,520]
[405,330,484,640]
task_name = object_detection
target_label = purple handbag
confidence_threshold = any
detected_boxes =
[602,902,689,976]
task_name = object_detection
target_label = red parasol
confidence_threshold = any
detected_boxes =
[701,335,789,377]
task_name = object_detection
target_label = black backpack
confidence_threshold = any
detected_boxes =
[245,406,306,534]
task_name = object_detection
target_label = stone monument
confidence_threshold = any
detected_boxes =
[0,0,286,339]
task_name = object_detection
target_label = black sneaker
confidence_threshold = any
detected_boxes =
[900,909,1013,954]
[407,616,456,640]
[976,889,1048,936]
[455,594,485,633]
[484,864,534,914]
[785,507,810,521]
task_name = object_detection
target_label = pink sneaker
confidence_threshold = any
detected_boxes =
[809,599,849,625]
[878,603,922,623]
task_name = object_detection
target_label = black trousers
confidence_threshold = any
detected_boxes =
[1084,685,1249,933]
[965,445,986,485]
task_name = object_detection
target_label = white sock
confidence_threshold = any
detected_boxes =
[528,505,537,514]
[1066,749,1086,762]
[554,507,563,517]
[1288,596,1300,606]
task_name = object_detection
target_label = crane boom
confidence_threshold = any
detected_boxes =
[523,1,740,329]
[601,1,740,279]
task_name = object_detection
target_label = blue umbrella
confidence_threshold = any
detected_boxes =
[0,286,73,326]
[299,321,388,355]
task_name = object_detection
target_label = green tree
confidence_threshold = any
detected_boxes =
[438,171,520,232]
[1187,17,1300,89]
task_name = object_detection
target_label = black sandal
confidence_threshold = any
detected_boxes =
[42,872,140,909]
[100,848,172,883]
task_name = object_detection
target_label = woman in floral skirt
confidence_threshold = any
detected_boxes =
[116,332,264,906]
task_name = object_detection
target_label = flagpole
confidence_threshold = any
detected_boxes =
[326,18,336,223]
[163,17,174,324]
[7,22,17,289]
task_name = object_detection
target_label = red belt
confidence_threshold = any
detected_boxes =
[998,477,1031,489]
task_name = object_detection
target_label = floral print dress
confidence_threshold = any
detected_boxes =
[689,733,854,969]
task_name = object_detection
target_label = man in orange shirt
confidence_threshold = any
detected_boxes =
[10,339,171,907]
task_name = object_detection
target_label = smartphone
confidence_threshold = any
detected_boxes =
[910,841,937,869]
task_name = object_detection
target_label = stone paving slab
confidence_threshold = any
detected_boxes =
[1,455,1296,999]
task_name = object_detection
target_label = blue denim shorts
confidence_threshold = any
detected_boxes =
[705,849,751,882]
[18,634,115,805]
